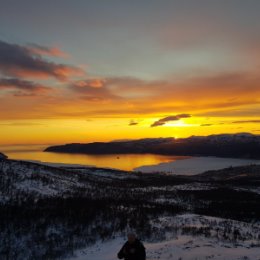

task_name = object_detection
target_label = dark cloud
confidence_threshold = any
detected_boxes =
[151,114,191,127]
[0,40,83,80]
[200,124,213,126]
[0,77,50,94]
[232,120,260,124]
[129,120,138,126]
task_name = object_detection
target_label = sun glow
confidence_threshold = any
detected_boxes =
[0,115,260,145]
[165,120,199,127]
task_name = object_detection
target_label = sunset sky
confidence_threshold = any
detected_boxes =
[1,0,260,145]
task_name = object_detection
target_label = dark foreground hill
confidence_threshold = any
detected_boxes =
[0,158,260,259]
[45,133,260,159]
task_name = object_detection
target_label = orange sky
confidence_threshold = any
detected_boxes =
[1,69,260,145]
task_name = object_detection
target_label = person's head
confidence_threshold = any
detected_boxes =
[127,232,136,244]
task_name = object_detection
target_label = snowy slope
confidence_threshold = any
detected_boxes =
[73,236,260,260]
[0,159,90,203]
[0,158,260,259]
[69,214,260,260]
[0,158,142,204]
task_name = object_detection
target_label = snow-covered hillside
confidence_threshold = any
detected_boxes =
[70,214,260,260]
[0,158,260,259]
[0,159,87,203]
[70,235,260,260]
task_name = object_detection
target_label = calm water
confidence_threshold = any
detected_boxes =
[0,144,190,171]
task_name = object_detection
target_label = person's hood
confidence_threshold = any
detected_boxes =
[126,238,141,245]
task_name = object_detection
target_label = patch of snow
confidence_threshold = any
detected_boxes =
[69,214,260,260]
[234,187,260,195]
[70,235,260,260]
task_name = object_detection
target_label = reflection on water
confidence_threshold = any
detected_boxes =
[1,145,190,171]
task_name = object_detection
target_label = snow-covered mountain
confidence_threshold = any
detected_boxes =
[188,132,260,143]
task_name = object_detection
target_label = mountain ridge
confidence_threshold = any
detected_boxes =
[44,132,260,159]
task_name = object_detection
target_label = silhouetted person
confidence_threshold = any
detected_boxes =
[117,233,146,260]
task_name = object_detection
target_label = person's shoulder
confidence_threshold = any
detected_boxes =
[136,239,145,247]
[123,241,129,246]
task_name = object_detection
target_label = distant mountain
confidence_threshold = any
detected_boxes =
[45,133,260,159]
[45,137,174,154]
